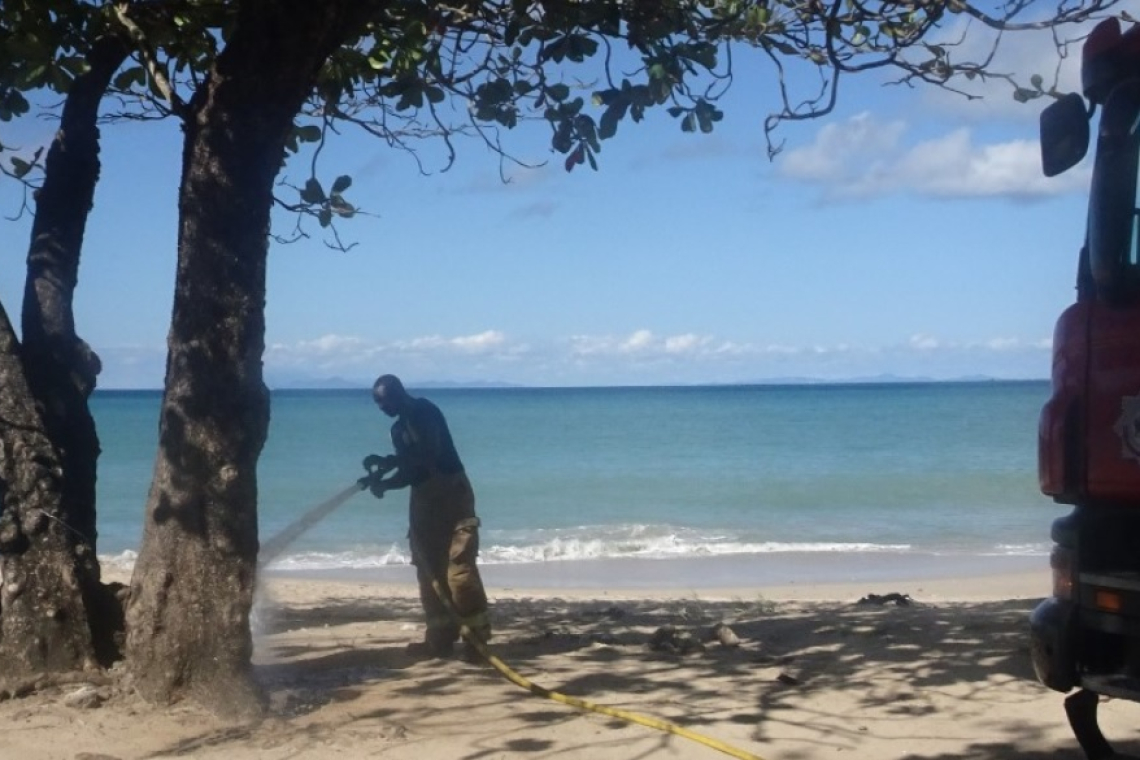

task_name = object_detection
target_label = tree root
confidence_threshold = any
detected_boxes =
[856,592,914,606]
[0,669,112,701]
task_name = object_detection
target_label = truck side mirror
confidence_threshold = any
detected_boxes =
[1041,93,1091,177]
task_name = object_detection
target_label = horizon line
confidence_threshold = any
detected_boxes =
[91,375,1051,393]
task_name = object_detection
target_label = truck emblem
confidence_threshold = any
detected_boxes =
[1114,394,1140,463]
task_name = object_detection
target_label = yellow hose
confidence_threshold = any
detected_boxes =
[425,566,769,760]
[460,625,770,760]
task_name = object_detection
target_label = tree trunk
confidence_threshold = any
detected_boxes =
[0,36,128,679]
[123,0,371,715]
[0,302,98,676]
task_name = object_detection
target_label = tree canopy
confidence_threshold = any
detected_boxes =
[3,1,1127,224]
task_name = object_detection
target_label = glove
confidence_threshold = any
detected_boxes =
[360,453,396,497]
[357,471,387,497]
[362,454,386,471]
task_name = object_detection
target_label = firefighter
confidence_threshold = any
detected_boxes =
[362,374,491,658]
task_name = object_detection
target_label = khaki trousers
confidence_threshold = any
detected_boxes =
[409,472,490,647]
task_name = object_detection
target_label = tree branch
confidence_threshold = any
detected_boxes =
[111,0,188,118]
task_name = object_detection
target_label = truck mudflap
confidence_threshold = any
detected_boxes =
[1065,689,1116,760]
[1030,596,1079,692]
[1032,598,1137,760]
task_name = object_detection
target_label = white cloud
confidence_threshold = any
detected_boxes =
[557,329,1053,384]
[287,334,368,353]
[909,333,942,350]
[91,329,1054,389]
[777,17,1106,200]
[623,330,655,351]
[984,337,1020,350]
[395,330,507,353]
[664,333,708,353]
[570,330,721,357]
[451,330,507,351]
[780,113,907,183]
[893,131,1050,197]
[780,113,1089,200]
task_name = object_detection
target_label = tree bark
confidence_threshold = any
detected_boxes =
[0,35,129,679]
[0,302,97,676]
[123,0,372,715]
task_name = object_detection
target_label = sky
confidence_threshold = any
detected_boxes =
[0,13,1110,389]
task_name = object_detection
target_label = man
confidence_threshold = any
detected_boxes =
[361,374,491,658]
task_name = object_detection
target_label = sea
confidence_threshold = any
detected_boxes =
[93,381,1063,590]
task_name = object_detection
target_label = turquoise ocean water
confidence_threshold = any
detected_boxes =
[92,381,1062,585]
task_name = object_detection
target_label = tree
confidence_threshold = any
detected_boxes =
[0,0,1128,714]
[0,0,232,683]
[0,1,129,679]
[120,1,379,714]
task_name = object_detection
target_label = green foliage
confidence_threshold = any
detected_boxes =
[0,0,100,106]
[302,0,1124,175]
[0,0,230,189]
[1,0,1128,188]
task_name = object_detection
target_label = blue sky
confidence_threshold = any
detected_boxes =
[0,20,1100,389]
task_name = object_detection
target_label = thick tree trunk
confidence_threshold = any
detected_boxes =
[123,1,371,715]
[0,303,97,676]
[0,36,128,678]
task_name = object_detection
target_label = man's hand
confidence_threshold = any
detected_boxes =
[357,471,388,498]
[360,453,397,498]
[362,453,396,472]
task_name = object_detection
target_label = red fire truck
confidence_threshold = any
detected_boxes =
[1030,16,1140,760]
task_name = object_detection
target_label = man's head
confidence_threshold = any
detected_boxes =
[372,374,409,418]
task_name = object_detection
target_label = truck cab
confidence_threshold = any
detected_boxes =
[1029,16,1140,760]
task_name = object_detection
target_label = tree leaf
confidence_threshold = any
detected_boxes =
[301,178,325,204]
[10,157,32,178]
[295,125,322,143]
[331,175,352,193]
[552,123,573,153]
[0,90,29,121]
[563,144,583,172]
[330,196,355,217]
[599,105,621,140]
[113,66,146,90]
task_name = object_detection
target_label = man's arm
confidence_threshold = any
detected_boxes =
[383,403,447,488]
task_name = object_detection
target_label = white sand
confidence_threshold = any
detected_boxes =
[2,566,1138,760]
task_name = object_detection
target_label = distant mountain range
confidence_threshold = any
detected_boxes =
[259,373,1044,391]
[738,373,1030,386]
[265,375,524,391]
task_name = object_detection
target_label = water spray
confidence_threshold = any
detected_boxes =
[258,457,393,567]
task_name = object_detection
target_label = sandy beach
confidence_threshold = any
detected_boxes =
[3,559,1139,760]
